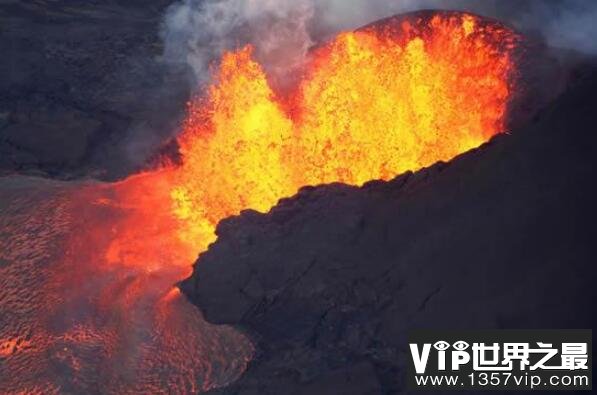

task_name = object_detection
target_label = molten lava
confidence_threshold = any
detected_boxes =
[171,12,519,255]
[0,11,520,394]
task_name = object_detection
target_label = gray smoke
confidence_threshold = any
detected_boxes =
[161,0,597,88]
[161,0,314,88]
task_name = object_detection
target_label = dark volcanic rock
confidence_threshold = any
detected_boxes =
[2,107,100,166]
[0,0,189,179]
[181,66,597,393]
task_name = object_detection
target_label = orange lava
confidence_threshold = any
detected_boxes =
[171,12,519,256]
[0,12,520,393]
[0,175,253,394]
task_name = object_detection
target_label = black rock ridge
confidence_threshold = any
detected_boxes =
[181,65,597,394]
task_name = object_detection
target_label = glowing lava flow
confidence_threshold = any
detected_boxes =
[171,12,519,255]
[0,175,254,394]
[0,11,520,394]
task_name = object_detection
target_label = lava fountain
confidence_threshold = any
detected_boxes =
[0,11,519,394]
[171,11,519,254]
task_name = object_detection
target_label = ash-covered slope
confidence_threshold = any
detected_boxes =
[181,66,597,393]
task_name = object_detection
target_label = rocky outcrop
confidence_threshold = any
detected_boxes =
[0,1,189,179]
[181,66,597,393]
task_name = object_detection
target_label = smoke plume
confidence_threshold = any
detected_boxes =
[162,0,597,89]
[161,0,314,88]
